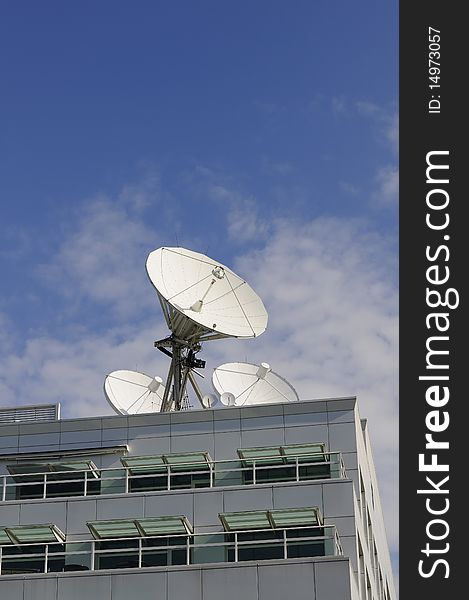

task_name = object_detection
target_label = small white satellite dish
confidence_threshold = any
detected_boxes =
[104,370,166,415]
[220,391,236,407]
[213,362,299,406]
[146,247,268,340]
[201,394,218,408]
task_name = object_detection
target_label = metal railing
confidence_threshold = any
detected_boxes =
[1,452,346,503]
[0,525,342,576]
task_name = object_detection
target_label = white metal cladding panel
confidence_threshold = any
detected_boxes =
[65,499,98,535]
[144,493,194,522]
[272,484,324,513]
[240,427,285,447]
[0,436,20,451]
[57,574,112,600]
[324,515,356,538]
[18,433,61,447]
[212,431,242,459]
[19,501,67,530]
[169,433,215,455]
[193,490,224,527]
[0,503,20,525]
[171,419,214,436]
[284,411,329,427]
[128,435,171,455]
[24,578,58,600]
[96,495,144,520]
[0,579,23,600]
[0,399,359,456]
[213,418,241,433]
[328,422,357,453]
[223,487,273,513]
[0,558,354,600]
[201,565,258,600]
[323,481,355,518]
[168,569,202,599]
[108,572,167,600]
[314,559,353,599]
[284,424,329,447]
[240,415,284,431]
[258,562,316,600]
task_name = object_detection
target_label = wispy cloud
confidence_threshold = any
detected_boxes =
[356,100,398,156]
[372,165,399,207]
[203,179,271,244]
[36,176,164,319]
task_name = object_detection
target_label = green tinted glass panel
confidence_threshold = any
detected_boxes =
[138,516,192,535]
[0,529,11,545]
[121,455,166,473]
[237,447,283,465]
[88,520,140,539]
[5,525,65,543]
[220,511,271,531]
[269,508,320,527]
[281,443,325,462]
[51,461,98,473]
[163,452,210,469]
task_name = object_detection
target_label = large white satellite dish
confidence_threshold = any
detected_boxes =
[104,370,166,415]
[212,362,299,406]
[145,247,269,412]
[146,247,268,341]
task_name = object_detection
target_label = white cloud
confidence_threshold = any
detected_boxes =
[372,165,399,207]
[36,178,164,319]
[356,100,398,157]
[208,184,270,243]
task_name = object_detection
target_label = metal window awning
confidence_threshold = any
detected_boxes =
[121,452,212,474]
[163,452,211,471]
[0,444,129,463]
[219,507,322,531]
[4,524,66,544]
[138,516,193,536]
[238,443,326,466]
[120,455,166,474]
[0,530,12,545]
[269,507,321,528]
[7,460,100,480]
[237,446,285,465]
[280,443,326,462]
[219,510,271,531]
[87,516,193,539]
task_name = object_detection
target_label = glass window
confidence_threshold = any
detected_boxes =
[1,544,46,575]
[94,539,139,570]
[122,452,211,493]
[7,462,100,500]
[141,536,188,567]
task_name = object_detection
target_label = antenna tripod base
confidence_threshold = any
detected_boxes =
[154,336,206,412]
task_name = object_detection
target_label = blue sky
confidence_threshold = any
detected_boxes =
[0,0,398,583]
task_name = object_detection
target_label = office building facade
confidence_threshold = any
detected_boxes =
[0,397,396,600]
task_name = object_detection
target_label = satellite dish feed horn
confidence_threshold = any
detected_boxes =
[220,392,236,406]
[146,247,268,412]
